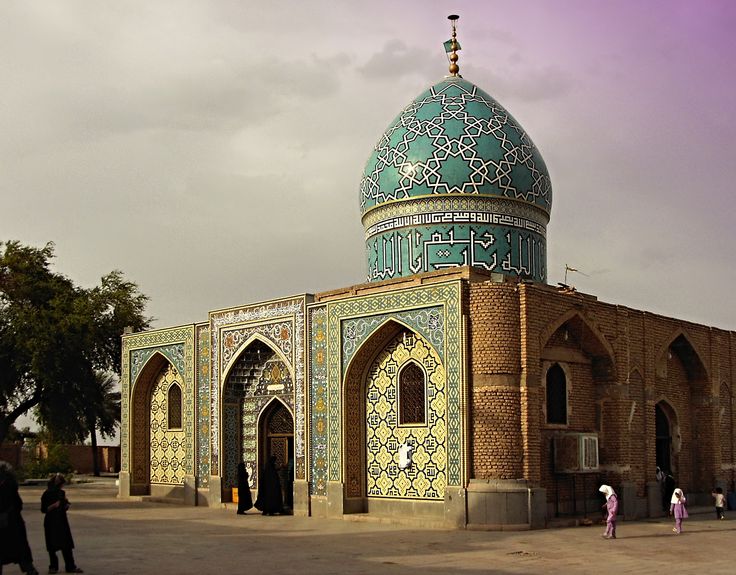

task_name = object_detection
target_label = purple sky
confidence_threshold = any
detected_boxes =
[2,0,735,331]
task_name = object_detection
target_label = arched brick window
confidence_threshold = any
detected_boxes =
[546,363,567,425]
[167,383,182,429]
[399,362,426,425]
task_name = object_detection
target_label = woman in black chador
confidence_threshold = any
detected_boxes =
[254,456,283,516]
[0,461,39,575]
[236,462,253,515]
[41,474,83,574]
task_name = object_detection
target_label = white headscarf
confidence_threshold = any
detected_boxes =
[671,487,685,504]
[599,485,615,500]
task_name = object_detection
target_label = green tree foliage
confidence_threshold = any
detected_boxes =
[22,429,74,479]
[0,240,151,446]
[84,370,121,475]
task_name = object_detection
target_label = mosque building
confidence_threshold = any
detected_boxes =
[119,18,736,529]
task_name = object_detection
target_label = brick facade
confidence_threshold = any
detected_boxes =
[467,277,736,516]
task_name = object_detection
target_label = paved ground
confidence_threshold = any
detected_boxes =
[10,479,736,575]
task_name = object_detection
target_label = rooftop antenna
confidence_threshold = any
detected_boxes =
[564,264,589,285]
[446,14,461,76]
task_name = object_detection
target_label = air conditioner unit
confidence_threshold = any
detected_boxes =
[553,433,599,473]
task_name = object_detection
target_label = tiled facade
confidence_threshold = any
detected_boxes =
[119,268,736,527]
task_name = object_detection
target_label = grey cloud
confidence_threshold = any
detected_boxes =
[466,64,573,103]
[358,40,438,80]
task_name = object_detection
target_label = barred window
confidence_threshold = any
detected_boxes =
[168,383,182,429]
[546,363,567,425]
[399,363,426,425]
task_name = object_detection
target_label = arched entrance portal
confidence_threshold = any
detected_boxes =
[259,399,294,508]
[655,402,674,474]
[222,338,294,502]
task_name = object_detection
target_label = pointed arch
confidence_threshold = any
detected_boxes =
[220,336,294,495]
[257,397,294,504]
[130,352,174,494]
[221,334,294,392]
[343,320,447,505]
[257,395,295,423]
[540,310,616,381]
[131,351,171,400]
[654,329,709,383]
[343,320,405,503]
[343,317,443,381]
[628,366,645,385]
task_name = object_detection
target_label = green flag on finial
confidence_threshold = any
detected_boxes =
[443,39,461,53]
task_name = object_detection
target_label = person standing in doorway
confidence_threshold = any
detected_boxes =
[599,485,618,540]
[41,474,83,573]
[0,462,39,575]
[670,488,688,534]
[254,456,283,516]
[236,462,253,515]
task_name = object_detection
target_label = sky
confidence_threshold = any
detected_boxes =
[2,0,735,333]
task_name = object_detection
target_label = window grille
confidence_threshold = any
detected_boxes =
[167,383,182,429]
[399,363,426,425]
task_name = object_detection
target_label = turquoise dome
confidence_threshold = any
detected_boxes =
[360,76,552,283]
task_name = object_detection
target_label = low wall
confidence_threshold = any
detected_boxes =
[0,443,23,468]
[34,444,121,474]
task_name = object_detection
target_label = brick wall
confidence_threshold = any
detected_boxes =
[468,281,523,479]
[465,276,736,511]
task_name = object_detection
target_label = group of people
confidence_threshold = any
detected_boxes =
[599,477,728,539]
[0,462,82,575]
[235,455,294,516]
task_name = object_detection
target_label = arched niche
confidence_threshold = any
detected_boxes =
[655,332,710,490]
[540,310,616,383]
[655,331,709,387]
[343,319,446,508]
[130,352,174,495]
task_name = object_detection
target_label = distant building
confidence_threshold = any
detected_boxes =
[119,23,735,528]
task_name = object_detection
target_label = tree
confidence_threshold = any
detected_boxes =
[0,240,150,446]
[83,370,121,476]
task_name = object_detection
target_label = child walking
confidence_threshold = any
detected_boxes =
[599,485,618,539]
[670,487,688,534]
[711,487,726,520]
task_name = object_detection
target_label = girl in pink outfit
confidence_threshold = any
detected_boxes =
[670,488,688,533]
[599,485,618,539]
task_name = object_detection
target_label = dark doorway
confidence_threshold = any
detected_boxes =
[260,400,294,508]
[655,402,672,473]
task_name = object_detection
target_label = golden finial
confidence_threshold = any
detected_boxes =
[447,14,460,76]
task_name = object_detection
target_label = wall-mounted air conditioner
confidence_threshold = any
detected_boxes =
[553,433,599,473]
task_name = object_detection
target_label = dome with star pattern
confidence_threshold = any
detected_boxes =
[360,75,552,284]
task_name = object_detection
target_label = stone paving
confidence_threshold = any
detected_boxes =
[11,479,736,575]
